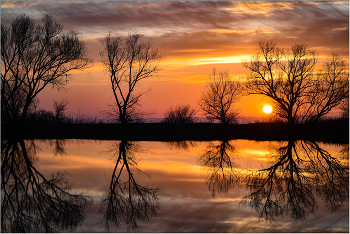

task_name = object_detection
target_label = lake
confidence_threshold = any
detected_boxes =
[2,139,348,232]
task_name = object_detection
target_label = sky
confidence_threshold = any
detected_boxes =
[1,1,349,120]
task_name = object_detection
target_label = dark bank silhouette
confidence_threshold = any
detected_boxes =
[198,140,240,197]
[99,140,159,231]
[1,139,92,232]
[241,140,349,221]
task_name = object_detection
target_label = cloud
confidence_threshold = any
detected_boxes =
[2,1,347,58]
[1,1,238,34]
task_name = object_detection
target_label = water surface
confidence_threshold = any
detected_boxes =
[2,139,348,232]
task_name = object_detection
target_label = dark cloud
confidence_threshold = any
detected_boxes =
[1,1,347,61]
[139,196,349,232]
[1,1,240,33]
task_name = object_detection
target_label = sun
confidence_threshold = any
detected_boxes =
[263,105,272,114]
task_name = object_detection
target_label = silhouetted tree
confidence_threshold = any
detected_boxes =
[53,99,70,123]
[243,41,349,125]
[1,139,92,232]
[340,94,349,118]
[25,99,69,124]
[99,140,159,231]
[198,140,240,196]
[161,104,197,123]
[241,140,349,221]
[1,14,90,126]
[164,141,198,152]
[199,69,241,124]
[100,32,161,124]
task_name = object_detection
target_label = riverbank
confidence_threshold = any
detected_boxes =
[2,118,348,143]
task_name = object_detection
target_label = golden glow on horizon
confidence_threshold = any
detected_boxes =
[159,55,249,69]
[263,105,272,114]
[210,29,277,35]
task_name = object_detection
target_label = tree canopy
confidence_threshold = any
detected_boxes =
[100,32,161,124]
[243,41,349,125]
[1,14,90,126]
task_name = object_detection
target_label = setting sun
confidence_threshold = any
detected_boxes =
[263,105,272,114]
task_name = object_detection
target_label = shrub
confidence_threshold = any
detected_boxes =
[161,104,197,124]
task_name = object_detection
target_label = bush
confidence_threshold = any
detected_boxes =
[27,109,55,123]
[161,104,197,124]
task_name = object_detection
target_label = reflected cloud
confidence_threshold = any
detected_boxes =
[1,139,92,232]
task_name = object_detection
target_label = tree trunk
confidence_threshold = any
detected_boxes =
[19,99,32,126]
[119,112,126,124]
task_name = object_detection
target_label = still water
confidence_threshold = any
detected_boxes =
[2,139,349,232]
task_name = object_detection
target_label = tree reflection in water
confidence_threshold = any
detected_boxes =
[49,139,67,156]
[165,141,198,152]
[198,140,240,197]
[242,140,349,221]
[99,140,159,232]
[1,139,92,232]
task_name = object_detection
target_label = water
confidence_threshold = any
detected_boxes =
[1,139,348,232]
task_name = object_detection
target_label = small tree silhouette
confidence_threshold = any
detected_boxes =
[340,94,349,118]
[53,99,70,123]
[199,69,241,124]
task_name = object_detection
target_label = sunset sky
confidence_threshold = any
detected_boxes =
[1,1,349,120]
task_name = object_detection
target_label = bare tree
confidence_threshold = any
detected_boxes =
[199,69,241,124]
[1,14,90,126]
[161,104,197,123]
[53,99,70,122]
[100,32,161,124]
[339,95,349,118]
[243,41,349,125]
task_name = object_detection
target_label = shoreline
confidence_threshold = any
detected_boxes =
[2,119,348,144]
